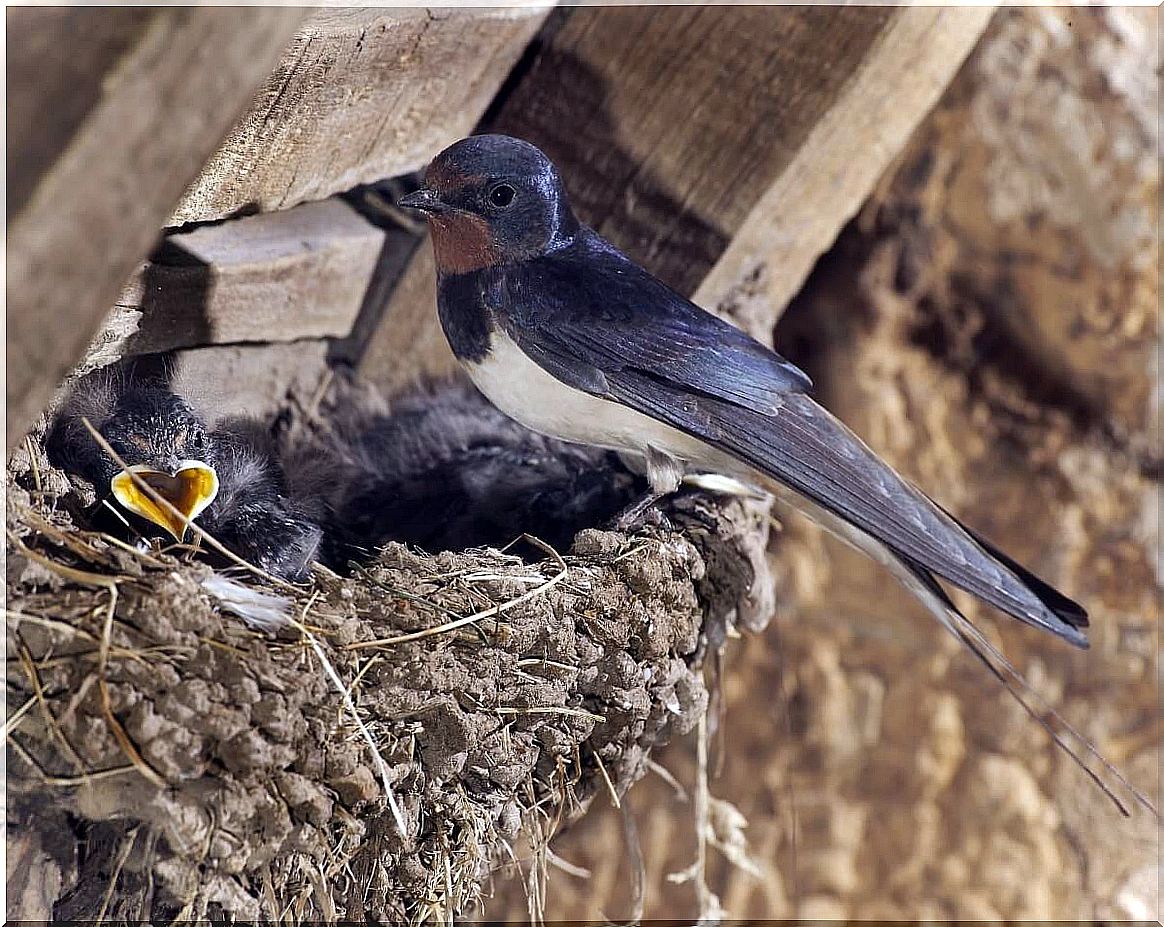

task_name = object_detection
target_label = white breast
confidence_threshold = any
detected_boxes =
[463,328,738,478]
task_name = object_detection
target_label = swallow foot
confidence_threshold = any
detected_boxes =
[610,490,671,533]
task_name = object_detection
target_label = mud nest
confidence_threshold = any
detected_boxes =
[6,405,774,922]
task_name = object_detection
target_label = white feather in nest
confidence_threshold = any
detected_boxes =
[200,573,293,633]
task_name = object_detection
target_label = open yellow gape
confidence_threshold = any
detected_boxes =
[110,462,220,542]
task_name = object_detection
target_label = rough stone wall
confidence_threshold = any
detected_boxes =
[485,8,1159,920]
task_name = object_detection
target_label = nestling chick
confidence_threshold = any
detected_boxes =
[282,377,642,564]
[197,419,323,582]
[48,373,321,580]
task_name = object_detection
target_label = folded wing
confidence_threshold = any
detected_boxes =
[504,238,1088,647]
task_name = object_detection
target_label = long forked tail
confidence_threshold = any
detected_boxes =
[703,391,1092,647]
[938,502,1090,640]
[893,554,1157,818]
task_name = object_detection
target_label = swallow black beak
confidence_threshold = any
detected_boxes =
[397,187,447,214]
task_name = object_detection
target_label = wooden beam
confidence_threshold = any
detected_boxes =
[170,7,551,226]
[358,7,993,392]
[109,200,385,357]
[157,341,331,424]
[357,240,460,395]
[6,7,305,453]
[692,7,997,331]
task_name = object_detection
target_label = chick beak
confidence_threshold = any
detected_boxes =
[110,461,220,542]
[397,188,448,214]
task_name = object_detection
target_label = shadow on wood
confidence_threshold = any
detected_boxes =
[170,8,551,225]
[115,200,386,357]
[6,7,305,453]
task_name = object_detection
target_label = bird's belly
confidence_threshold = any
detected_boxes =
[463,328,719,469]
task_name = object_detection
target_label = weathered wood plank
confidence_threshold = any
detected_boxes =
[358,7,992,393]
[6,7,305,453]
[110,200,385,357]
[492,6,894,295]
[171,7,550,226]
[167,341,331,424]
[357,241,459,394]
[693,6,997,331]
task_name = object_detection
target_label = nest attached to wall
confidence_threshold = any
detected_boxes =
[5,393,775,923]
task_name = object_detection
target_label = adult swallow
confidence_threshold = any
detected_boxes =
[398,134,1089,653]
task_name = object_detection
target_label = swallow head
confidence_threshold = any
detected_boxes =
[101,386,220,541]
[399,134,580,273]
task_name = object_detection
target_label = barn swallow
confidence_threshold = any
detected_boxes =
[395,137,1164,816]
[48,374,321,580]
[398,134,1089,653]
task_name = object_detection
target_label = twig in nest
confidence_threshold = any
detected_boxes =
[441,830,455,927]
[599,793,645,926]
[7,736,137,787]
[5,608,99,644]
[96,824,141,925]
[346,535,568,650]
[6,695,38,737]
[305,860,337,924]
[13,642,87,773]
[79,418,301,593]
[259,867,281,924]
[547,756,571,843]
[336,654,382,726]
[667,709,725,923]
[100,498,137,537]
[99,532,169,568]
[612,541,655,563]
[494,706,606,723]
[289,592,410,840]
[692,710,719,921]
[705,796,765,880]
[522,777,550,927]
[591,748,621,810]
[20,505,165,569]
[622,794,646,925]
[362,575,467,624]
[709,647,727,779]
[7,532,166,788]
[515,657,577,673]
[647,759,689,802]
[25,434,42,493]
[545,848,590,879]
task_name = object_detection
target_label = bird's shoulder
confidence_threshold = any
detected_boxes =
[502,228,676,321]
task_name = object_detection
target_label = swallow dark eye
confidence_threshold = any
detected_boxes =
[487,182,517,210]
[192,431,205,451]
